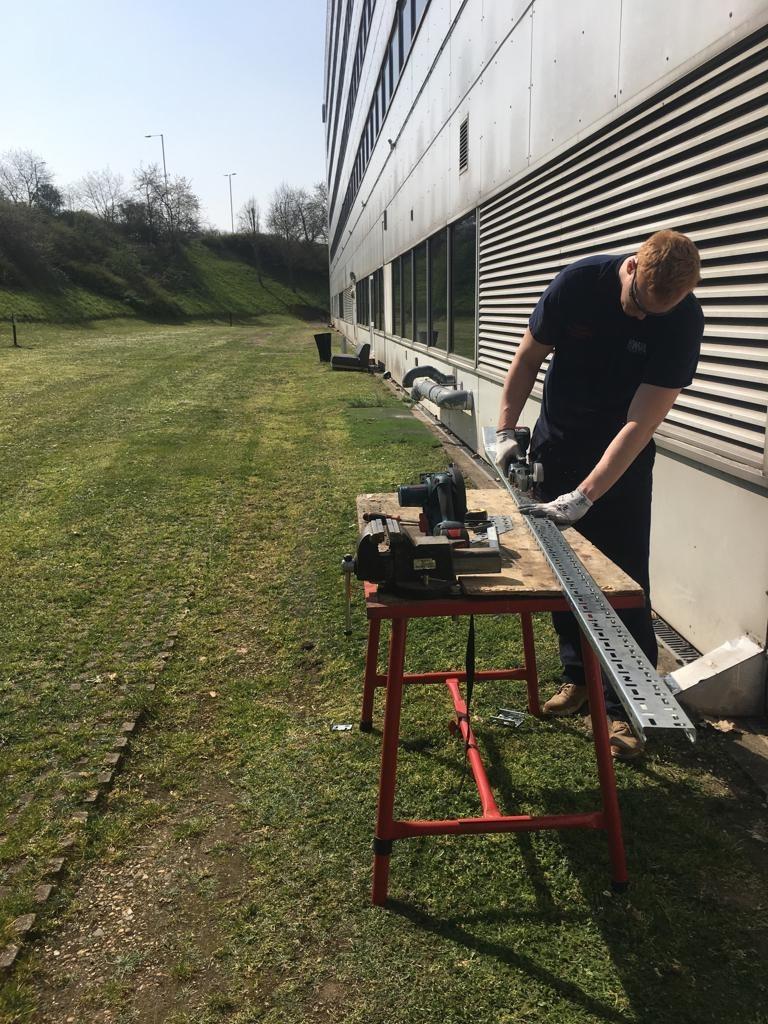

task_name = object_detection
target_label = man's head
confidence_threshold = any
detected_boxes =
[619,230,701,319]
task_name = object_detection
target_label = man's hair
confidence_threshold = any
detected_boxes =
[637,230,701,301]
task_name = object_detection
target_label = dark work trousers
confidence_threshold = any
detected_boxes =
[531,437,658,718]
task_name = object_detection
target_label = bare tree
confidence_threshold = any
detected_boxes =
[303,182,328,244]
[132,163,200,238]
[237,196,261,235]
[266,183,303,242]
[76,167,125,222]
[0,149,56,207]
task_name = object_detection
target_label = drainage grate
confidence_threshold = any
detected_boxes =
[653,616,701,665]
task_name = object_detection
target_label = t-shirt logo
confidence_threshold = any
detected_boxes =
[626,338,646,356]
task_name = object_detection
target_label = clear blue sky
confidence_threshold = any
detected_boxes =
[4,0,327,230]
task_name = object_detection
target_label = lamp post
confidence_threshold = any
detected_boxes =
[144,133,168,186]
[224,172,237,232]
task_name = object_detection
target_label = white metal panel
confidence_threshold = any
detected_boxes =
[651,452,768,651]
[619,0,768,104]
[449,0,484,105]
[528,0,621,162]
[476,15,532,195]
[480,0,532,50]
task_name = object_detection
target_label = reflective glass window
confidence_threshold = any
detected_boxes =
[450,212,476,360]
[414,242,428,344]
[400,0,412,62]
[401,251,413,339]
[429,230,448,349]
[392,258,401,335]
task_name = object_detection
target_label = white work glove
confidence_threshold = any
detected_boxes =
[494,429,522,475]
[520,488,593,528]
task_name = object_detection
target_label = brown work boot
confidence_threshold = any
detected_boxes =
[609,719,646,762]
[543,682,588,716]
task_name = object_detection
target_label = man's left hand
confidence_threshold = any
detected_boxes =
[520,488,593,527]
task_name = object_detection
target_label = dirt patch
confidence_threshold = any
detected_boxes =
[27,777,253,1023]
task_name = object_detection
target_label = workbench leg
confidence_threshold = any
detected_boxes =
[520,612,541,716]
[360,618,381,731]
[371,617,408,906]
[581,635,628,892]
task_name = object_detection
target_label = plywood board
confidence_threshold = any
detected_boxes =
[356,490,642,599]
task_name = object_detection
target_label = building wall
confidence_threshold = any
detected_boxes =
[326,0,768,655]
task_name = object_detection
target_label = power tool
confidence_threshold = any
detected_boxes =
[349,465,504,598]
[505,427,544,493]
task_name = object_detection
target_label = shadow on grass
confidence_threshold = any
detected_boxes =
[388,898,633,1024]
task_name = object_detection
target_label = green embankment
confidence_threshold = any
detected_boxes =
[0,202,328,324]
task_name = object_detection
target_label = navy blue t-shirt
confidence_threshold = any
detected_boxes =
[528,254,703,450]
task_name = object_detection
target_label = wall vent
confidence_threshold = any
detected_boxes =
[459,116,469,173]
[653,616,702,666]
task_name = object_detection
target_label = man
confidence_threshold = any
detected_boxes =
[495,230,703,760]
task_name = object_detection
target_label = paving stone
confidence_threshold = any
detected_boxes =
[11,914,35,935]
[34,884,53,903]
[97,771,115,787]
[103,752,121,767]
[71,811,89,825]
[120,720,137,733]
[82,790,100,804]
[0,945,19,970]
[112,736,129,750]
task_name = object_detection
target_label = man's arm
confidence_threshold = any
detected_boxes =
[523,383,682,527]
[497,328,553,430]
[579,383,682,501]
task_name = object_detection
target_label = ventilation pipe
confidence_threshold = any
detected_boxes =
[403,365,473,411]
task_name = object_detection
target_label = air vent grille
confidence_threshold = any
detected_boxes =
[459,116,469,173]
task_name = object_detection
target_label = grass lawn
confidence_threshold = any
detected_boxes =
[1,317,767,1023]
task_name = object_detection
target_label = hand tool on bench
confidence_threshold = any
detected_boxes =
[482,426,695,744]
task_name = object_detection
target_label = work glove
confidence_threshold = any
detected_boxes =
[520,488,593,528]
[494,429,522,475]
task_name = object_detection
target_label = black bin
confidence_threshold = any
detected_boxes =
[314,332,332,363]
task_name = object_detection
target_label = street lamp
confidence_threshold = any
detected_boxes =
[145,133,168,186]
[224,172,237,232]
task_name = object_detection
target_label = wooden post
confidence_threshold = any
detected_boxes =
[12,314,18,348]
[229,312,233,327]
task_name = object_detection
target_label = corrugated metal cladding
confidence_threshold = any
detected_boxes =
[478,28,768,478]
[343,285,354,321]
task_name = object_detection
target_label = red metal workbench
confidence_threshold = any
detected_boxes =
[356,491,645,906]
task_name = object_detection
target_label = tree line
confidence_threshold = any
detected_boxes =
[0,148,327,245]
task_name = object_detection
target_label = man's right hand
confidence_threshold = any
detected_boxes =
[495,429,522,475]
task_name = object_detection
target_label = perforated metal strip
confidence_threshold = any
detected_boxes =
[482,429,696,742]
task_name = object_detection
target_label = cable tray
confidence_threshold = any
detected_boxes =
[482,428,695,742]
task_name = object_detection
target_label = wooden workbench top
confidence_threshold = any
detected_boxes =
[356,490,642,600]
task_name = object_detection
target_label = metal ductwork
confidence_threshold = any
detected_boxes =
[402,365,456,388]
[410,378,474,410]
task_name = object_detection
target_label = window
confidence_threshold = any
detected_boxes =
[392,258,401,335]
[400,0,412,64]
[356,277,370,326]
[429,230,448,349]
[414,242,428,344]
[376,267,384,329]
[450,211,476,360]
[414,0,428,28]
[401,251,413,339]
[391,14,402,75]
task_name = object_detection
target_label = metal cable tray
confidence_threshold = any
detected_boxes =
[482,428,695,743]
